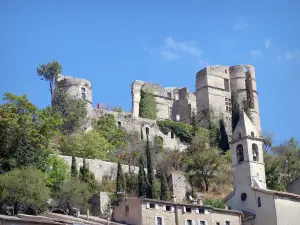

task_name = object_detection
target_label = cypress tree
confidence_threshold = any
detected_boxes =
[80,158,88,183]
[146,135,156,199]
[160,173,171,201]
[138,156,148,197]
[116,161,126,193]
[71,155,77,178]
[218,119,229,152]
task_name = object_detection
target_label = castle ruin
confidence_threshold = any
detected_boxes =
[56,64,261,150]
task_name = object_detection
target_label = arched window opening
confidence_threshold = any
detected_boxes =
[252,144,259,161]
[237,144,244,163]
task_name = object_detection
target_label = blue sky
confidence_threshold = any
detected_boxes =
[0,0,299,144]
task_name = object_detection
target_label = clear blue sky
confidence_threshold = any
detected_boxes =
[0,0,299,144]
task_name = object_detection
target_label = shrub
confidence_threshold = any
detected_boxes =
[203,198,225,209]
[139,89,157,120]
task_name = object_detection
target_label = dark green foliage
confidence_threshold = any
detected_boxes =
[203,198,225,209]
[0,167,50,215]
[160,173,172,201]
[116,161,126,193]
[71,156,78,178]
[153,135,164,152]
[139,89,157,120]
[208,120,220,147]
[138,157,148,197]
[125,173,138,197]
[146,135,156,199]
[79,158,98,192]
[218,119,229,152]
[37,60,62,107]
[0,93,62,171]
[231,93,240,132]
[54,178,92,214]
[157,120,209,143]
[52,88,87,134]
[140,126,144,140]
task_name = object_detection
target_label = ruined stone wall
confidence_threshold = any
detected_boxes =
[89,108,187,151]
[56,75,93,108]
[177,88,196,124]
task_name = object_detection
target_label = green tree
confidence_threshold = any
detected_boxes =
[93,114,127,151]
[71,130,111,160]
[54,178,92,214]
[125,173,138,197]
[37,60,62,107]
[138,157,148,197]
[79,158,98,192]
[0,167,50,215]
[52,88,87,134]
[139,89,157,120]
[160,173,171,201]
[185,135,223,191]
[116,161,126,193]
[71,155,78,178]
[146,135,156,199]
[45,155,70,193]
[0,93,62,171]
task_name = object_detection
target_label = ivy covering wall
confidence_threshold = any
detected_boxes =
[139,89,157,120]
[157,120,209,143]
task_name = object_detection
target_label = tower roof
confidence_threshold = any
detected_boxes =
[232,111,259,142]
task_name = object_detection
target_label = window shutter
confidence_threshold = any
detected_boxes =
[171,206,175,212]
[163,205,166,211]
[184,219,187,225]
[155,204,159,209]
[183,206,186,213]
[204,209,209,214]
[192,220,196,225]
[195,208,199,214]
[146,203,150,209]
[162,217,165,225]
[154,216,157,225]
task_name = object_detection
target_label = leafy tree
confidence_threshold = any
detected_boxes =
[45,155,70,193]
[160,173,171,201]
[52,88,87,134]
[125,173,138,197]
[0,93,61,171]
[185,135,223,191]
[139,89,157,120]
[54,178,92,214]
[71,155,78,178]
[71,130,111,160]
[116,161,126,193]
[138,157,148,197]
[37,60,62,107]
[0,167,50,215]
[93,114,127,151]
[146,135,156,199]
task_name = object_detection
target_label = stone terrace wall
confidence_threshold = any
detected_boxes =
[88,108,187,151]
[59,155,139,183]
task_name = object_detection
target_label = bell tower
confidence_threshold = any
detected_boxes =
[231,111,266,189]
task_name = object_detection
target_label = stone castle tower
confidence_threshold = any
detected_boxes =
[196,65,261,137]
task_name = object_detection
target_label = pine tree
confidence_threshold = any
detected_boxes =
[160,173,171,201]
[138,156,148,197]
[71,155,78,178]
[116,161,126,193]
[146,135,156,199]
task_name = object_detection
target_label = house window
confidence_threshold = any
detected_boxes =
[118,121,121,128]
[156,217,163,225]
[166,205,172,211]
[251,132,254,137]
[186,219,193,225]
[199,221,206,225]
[216,222,220,225]
[171,131,174,139]
[149,203,155,209]
[225,97,232,112]
[226,221,230,225]
[167,92,172,98]
[81,87,87,99]
[198,208,205,214]
[146,127,149,135]
[184,207,192,213]
[237,144,244,163]
[224,79,230,91]
[252,144,259,161]
[225,69,227,74]
[258,197,261,207]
